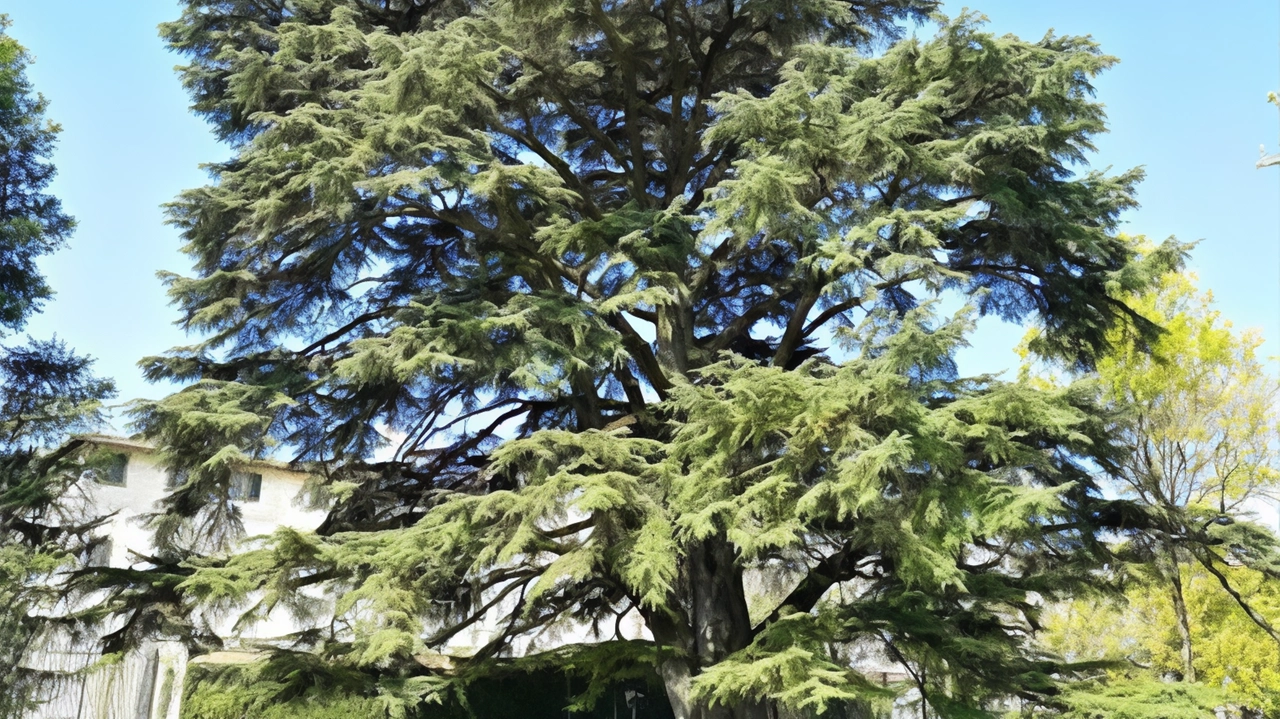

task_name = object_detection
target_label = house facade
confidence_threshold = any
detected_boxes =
[24,436,325,719]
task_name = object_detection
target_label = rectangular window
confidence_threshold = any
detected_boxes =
[94,453,128,486]
[230,471,263,502]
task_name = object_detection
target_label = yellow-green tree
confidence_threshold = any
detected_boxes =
[1029,257,1280,714]
[1096,268,1280,682]
[1043,566,1280,715]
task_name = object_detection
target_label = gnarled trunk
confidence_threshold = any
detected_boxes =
[650,537,768,719]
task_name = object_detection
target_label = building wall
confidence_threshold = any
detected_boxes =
[25,439,325,719]
[83,441,327,567]
[27,641,187,719]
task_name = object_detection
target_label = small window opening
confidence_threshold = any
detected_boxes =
[230,471,263,502]
[93,453,128,486]
[88,537,113,567]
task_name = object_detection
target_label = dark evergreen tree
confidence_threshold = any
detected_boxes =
[0,17,116,718]
[119,3,1187,717]
[0,16,71,328]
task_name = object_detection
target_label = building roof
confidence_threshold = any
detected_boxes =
[74,434,308,476]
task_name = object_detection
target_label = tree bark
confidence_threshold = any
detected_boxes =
[656,286,694,378]
[650,536,768,719]
[652,287,761,718]
[1165,550,1196,682]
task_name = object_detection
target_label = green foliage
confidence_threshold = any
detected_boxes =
[1030,266,1280,716]
[1043,564,1280,716]
[0,15,73,331]
[690,612,893,715]
[1185,568,1280,715]
[181,661,390,719]
[0,340,116,450]
[1092,267,1280,520]
[105,2,1188,717]
[180,656,680,719]
[1050,678,1230,719]
[0,337,116,718]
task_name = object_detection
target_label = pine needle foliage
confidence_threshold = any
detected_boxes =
[119,3,1183,717]
[0,16,72,331]
[181,655,678,719]
[180,657,397,719]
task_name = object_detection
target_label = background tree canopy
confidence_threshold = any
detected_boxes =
[90,1,1201,717]
[1029,269,1280,718]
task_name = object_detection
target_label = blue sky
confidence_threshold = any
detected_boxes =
[4,0,1279,417]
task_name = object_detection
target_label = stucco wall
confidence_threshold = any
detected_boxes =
[25,440,325,719]
[84,443,326,567]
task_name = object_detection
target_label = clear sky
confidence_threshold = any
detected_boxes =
[3,1,1279,421]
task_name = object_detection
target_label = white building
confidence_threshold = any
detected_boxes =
[25,436,325,719]
[23,435,656,719]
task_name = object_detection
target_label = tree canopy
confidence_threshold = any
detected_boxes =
[1096,269,1280,684]
[0,16,71,332]
[99,2,1191,717]
[1029,269,1280,717]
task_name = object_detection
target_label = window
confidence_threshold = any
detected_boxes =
[229,471,262,502]
[91,453,128,486]
[166,467,189,490]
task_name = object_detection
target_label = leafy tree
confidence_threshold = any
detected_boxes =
[0,17,116,718]
[1026,266,1280,686]
[1184,566,1280,715]
[113,3,1185,718]
[1027,267,1280,718]
[1102,271,1280,683]
[1040,568,1277,718]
